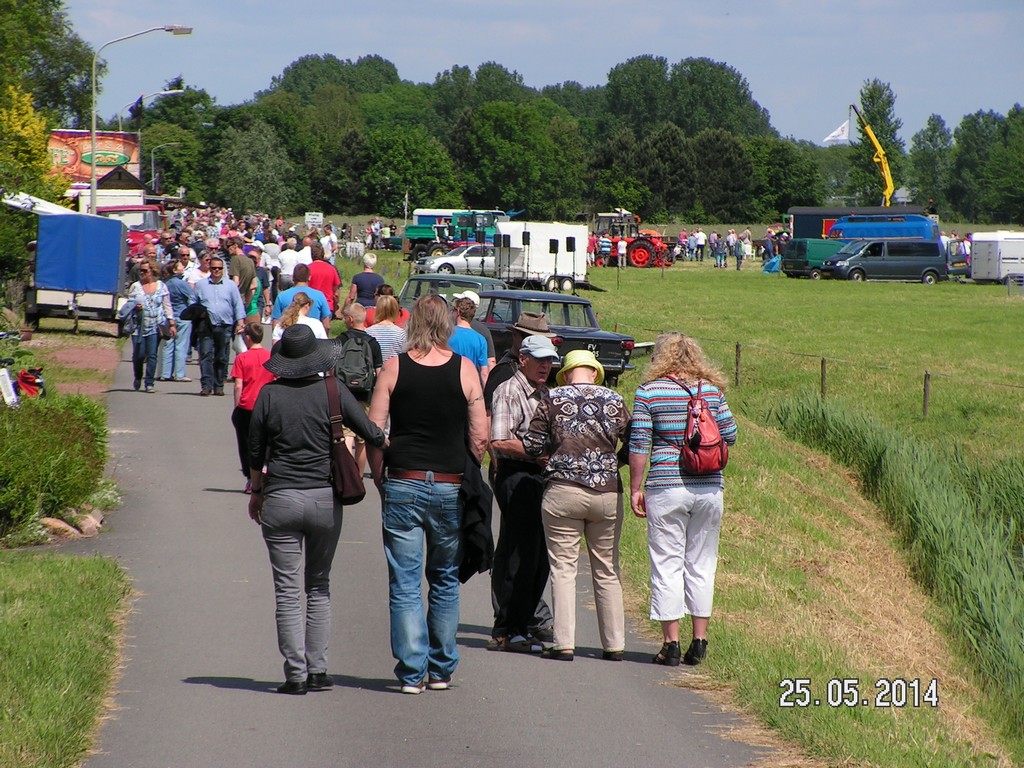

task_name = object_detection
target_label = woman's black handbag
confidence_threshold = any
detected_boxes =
[324,372,366,505]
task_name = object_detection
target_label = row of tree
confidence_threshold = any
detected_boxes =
[2,1,1023,283]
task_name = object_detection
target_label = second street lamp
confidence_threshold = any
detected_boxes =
[89,25,193,213]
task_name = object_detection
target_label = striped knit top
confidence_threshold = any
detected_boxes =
[629,377,738,490]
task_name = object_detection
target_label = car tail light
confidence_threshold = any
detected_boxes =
[620,340,634,350]
[551,336,564,347]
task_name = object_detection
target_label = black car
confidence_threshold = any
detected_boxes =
[475,289,635,385]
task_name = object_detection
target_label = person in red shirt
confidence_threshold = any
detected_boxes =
[364,284,410,327]
[230,322,276,493]
[307,241,342,317]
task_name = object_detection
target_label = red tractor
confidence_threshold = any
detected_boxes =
[594,209,673,268]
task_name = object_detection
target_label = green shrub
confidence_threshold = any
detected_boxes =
[0,394,107,541]
[772,395,1024,741]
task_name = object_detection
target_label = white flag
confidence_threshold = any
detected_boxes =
[823,119,850,143]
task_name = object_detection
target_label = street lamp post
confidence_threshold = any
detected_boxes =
[89,25,192,214]
[117,89,185,132]
[150,142,181,192]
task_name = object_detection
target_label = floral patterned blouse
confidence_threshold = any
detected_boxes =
[522,383,631,493]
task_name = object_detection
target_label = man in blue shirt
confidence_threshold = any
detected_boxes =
[271,263,332,335]
[193,255,246,396]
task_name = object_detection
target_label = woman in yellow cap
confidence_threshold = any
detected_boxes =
[522,350,631,661]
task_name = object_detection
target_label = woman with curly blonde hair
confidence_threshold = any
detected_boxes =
[272,292,326,343]
[628,332,737,667]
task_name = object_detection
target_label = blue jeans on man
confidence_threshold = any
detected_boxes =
[198,324,233,392]
[382,476,462,687]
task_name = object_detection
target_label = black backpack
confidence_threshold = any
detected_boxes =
[333,332,376,396]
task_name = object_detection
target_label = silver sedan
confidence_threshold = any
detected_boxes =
[414,244,495,276]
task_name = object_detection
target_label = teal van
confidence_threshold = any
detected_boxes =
[820,239,951,283]
[781,238,848,279]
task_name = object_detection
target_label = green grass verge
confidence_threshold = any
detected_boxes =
[590,262,1022,763]
[0,553,130,768]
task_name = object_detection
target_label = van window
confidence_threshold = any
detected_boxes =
[888,242,938,259]
[862,243,884,259]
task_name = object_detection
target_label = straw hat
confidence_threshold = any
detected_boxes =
[555,349,605,386]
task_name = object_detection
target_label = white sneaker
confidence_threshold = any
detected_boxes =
[427,676,451,691]
[400,680,425,695]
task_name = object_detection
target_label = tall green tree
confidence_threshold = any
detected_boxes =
[359,125,461,216]
[140,122,203,199]
[906,114,953,213]
[946,109,1004,221]
[0,0,97,127]
[667,58,774,138]
[213,120,297,213]
[0,83,70,277]
[848,78,905,206]
[745,136,823,220]
[690,129,753,222]
[449,101,584,219]
[589,125,650,214]
[980,105,1024,224]
[635,122,696,219]
[605,55,669,138]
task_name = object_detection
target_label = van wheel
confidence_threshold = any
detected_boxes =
[849,270,865,282]
[559,277,574,293]
[809,268,821,280]
[922,271,938,285]
[545,277,559,292]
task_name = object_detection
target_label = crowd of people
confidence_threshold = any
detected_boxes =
[125,205,740,695]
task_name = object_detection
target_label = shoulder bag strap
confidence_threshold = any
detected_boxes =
[324,371,346,446]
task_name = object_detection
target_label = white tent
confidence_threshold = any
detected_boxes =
[1,191,77,216]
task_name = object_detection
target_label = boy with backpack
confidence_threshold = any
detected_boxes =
[332,303,382,474]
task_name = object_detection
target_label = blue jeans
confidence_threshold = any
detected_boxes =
[132,332,159,388]
[161,318,192,379]
[382,477,463,686]
[198,324,233,390]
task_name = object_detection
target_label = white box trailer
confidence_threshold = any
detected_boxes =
[494,221,589,292]
[970,231,1024,283]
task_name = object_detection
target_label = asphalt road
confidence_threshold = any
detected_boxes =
[68,347,769,768]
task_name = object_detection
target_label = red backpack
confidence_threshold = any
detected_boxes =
[673,378,728,475]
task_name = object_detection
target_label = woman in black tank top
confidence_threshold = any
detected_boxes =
[365,294,487,693]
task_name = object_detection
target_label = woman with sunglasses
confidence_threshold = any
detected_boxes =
[118,256,174,393]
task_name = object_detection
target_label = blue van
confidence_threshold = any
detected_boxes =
[827,214,939,242]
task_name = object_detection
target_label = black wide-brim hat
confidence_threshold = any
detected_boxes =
[265,324,336,378]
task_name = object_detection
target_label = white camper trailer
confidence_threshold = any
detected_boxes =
[970,231,1024,283]
[494,221,589,292]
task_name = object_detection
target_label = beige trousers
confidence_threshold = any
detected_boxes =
[541,482,625,653]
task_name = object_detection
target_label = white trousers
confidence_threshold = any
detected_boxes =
[646,485,723,620]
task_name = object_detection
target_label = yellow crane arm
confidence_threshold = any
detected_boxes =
[850,104,894,206]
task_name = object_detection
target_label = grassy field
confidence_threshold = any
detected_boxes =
[586,260,1024,766]
[0,553,130,768]
[364,250,1023,766]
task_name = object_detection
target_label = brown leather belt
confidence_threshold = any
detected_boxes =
[387,469,463,484]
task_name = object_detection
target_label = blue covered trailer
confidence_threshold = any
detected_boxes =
[26,212,127,324]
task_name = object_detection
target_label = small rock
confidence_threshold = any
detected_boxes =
[41,517,81,539]
[75,514,100,538]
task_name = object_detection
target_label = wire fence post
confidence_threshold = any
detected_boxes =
[923,371,931,417]
[820,357,827,399]
[735,342,741,387]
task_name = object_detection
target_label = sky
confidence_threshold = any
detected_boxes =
[65,0,1024,145]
